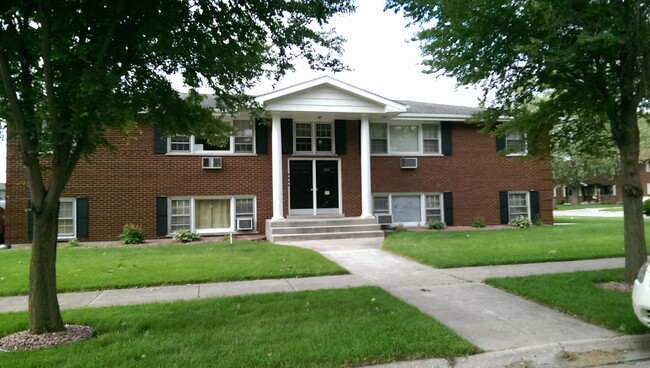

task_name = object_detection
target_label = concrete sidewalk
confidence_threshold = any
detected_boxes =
[2,237,649,367]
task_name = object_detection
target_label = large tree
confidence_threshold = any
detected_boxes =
[388,0,650,282]
[0,0,353,333]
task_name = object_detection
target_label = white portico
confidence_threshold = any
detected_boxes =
[256,76,406,222]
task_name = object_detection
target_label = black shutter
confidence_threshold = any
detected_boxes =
[281,119,293,154]
[76,197,89,238]
[530,191,540,220]
[156,197,168,236]
[255,119,268,154]
[27,199,33,241]
[499,191,509,224]
[153,126,167,154]
[496,136,506,152]
[443,192,454,226]
[441,121,453,155]
[335,120,347,155]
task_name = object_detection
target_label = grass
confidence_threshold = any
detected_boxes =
[0,287,479,367]
[554,203,622,211]
[0,241,346,297]
[383,217,642,268]
[485,269,646,335]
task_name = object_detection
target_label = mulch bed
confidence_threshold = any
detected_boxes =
[0,325,94,352]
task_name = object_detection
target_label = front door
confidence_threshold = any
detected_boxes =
[289,160,340,215]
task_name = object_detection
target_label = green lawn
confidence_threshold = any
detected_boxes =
[0,287,479,367]
[485,269,646,334]
[383,217,640,268]
[0,241,346,297]
[554,203,622,211]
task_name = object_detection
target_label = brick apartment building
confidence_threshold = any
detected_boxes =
[5,77,554,244]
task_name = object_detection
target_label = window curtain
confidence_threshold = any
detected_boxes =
[195,199,231,229]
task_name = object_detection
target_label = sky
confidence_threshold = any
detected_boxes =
[0,2,483,185]
[246,1,482,106]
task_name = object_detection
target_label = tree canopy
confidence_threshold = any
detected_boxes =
[388,0,650,282]
[0,0,354,333]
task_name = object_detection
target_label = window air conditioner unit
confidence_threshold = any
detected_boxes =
[202,157,222,169]
[236,217,254,231]
[400,157,417,169]
[376,214,393,225]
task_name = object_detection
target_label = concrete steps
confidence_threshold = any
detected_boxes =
[266,217,384,242]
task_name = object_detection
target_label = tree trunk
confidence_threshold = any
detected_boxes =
[28,200,64,333]
[617,109,648,283]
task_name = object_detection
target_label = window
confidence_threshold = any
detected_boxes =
[170,136,191,152]
[58,199,75,237]
[370,123,388,153]
[600,185,615,196]
[422,124,440,154]
[170,199,191,232]
[373,195,390,214]
[294,121,334,154]
[168,196,255,234]
[372,193,444,225]
[167,120,255,154]
[233,120,254,153]
[425,194,442,222]
[508,192,529,220]
[505,131,526,155]
[370,122,441,155]
[235,198,254,218]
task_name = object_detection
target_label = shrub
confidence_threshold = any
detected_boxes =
[471,217,486,228]
[173,229,202,243]
[65,238,81,248]
[427,220,446,230]
[393,224,407,233]
[119,224,145,244]
[508,215,532,229]
[533,215,544,226]
[644,198,650,217]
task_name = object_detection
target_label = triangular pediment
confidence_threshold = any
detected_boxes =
[256,76,406,115]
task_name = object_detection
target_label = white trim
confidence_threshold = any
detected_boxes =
[271,114,284,220]
[360,116,373,218]
[612,184,617,196]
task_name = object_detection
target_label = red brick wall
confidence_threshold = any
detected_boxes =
[370,123,554,225]
[6,121,553,244]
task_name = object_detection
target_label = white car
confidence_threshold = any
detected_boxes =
[632,260,650,327]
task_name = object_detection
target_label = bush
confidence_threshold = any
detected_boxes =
[508,216,532,229]
[533,215,544,226]
[393,224,407,233]
[65,238,81,248]
[471,217,486,228]
[119,224,145,244]
[644,198,650,217]
[427,220,446,230]
[173,229,202,243]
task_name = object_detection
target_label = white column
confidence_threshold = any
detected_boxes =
[271,113,284,220]
[360,115,373,218]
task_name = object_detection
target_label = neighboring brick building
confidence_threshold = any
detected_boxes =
[5,77,554,244]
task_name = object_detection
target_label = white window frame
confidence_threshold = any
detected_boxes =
[424,194,443,223]
[58,198,76,240]
[505,131,527,156]
[370,122,441,155]
[646,161,650,173]
[293,121,335,155]
[372,193,444,226]
[167,196,256,234]
[507,191,530,221]
[166,120,256,155]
